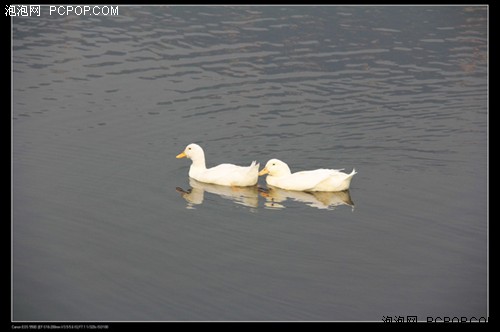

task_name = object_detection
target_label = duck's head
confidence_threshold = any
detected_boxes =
[259,159,292,177]
[176,143,204,160]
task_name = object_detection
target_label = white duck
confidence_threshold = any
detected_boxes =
[176,143,259,187]
[259,159,356,192]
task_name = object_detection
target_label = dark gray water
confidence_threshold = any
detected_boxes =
[12,5,487,321]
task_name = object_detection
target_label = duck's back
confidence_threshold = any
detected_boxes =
[193,162,259,186]
[312,169,356,192]
[269,169,354,192]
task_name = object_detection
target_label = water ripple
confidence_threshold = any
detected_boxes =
[13,6,486,174]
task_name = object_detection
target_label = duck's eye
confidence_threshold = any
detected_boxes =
[272,163,275,166]
[188,147,191,150]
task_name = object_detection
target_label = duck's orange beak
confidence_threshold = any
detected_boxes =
[176,151,187,159]
[258,167,269,176]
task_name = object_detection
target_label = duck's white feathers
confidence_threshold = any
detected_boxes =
[267,169,355,192]
[190,161,260,187]
[261,159,356,192]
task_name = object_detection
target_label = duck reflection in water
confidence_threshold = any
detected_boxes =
[259,186,354,210]
[176,179,355,210]
[176,178,259,209]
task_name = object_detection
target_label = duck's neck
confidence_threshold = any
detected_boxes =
[189,152,207,172]
[274,164,292,177]
[282,164,292,176]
